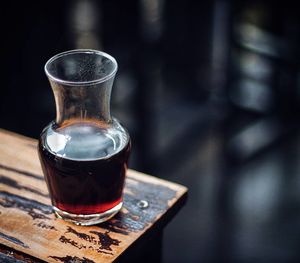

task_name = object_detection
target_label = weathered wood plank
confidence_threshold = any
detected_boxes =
[0,244,45,262]
[0,252,26,263]
[0,129,187,262]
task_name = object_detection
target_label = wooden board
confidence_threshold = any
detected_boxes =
[0,129,187,262]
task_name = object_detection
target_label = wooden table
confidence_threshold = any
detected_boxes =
[0,130,187,262]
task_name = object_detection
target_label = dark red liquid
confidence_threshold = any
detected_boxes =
[38,138,131,215]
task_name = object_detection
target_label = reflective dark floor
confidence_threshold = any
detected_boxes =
[2,0,300,262]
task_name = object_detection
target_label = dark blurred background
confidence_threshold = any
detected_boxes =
[2,0,300,262]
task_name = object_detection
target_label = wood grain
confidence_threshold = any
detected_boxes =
[0,129,187,262]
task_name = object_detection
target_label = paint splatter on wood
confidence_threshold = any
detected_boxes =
[0,191,52,220]
[90,231,121,252]
[49,255,95,263]
[63,227,120,255]
[34,222,57,231]
[66,227,96,243]
[0,175,49,198]
[0,233,29,249]
[59,235,87,250]
[0,164,43,181]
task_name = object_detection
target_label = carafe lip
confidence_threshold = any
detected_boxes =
[44,49,118,86]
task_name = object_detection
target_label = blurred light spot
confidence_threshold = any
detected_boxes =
[229,118,282,160]
[139,0,164,42]
[233,156,282,223]
[235,51,273,82]
[230,79,273,112]
[235,23,283,58]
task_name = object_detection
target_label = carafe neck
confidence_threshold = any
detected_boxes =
[50,77,114,126]
[44,49,118,127]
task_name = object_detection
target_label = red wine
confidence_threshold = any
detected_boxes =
[38,120,131,215]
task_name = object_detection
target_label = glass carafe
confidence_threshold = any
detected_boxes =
[38,49,131,226]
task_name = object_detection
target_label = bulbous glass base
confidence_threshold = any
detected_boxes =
[53,202,122,226]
